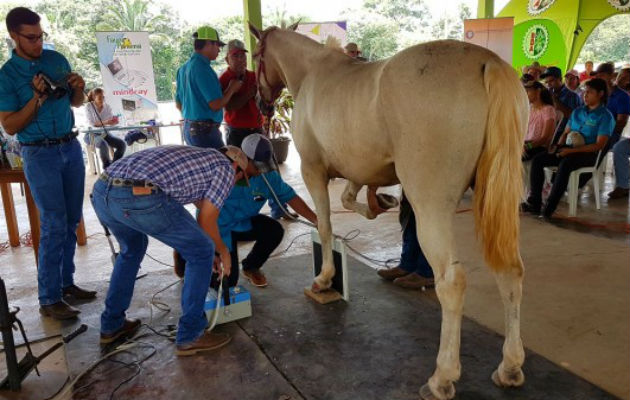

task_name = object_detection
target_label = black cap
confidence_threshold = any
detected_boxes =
[595,62,615,75]
[540,66,562,79]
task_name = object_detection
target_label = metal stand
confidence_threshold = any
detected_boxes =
[0,277,87,391]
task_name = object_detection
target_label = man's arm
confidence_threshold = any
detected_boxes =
[208,79,243,111]
[195,199,231,276]
[225,84,256,111]
[287,195,318,226]
[557,135,608,157]
[614,114,628,136]
[0,75,48,135]
[67,73,86,108]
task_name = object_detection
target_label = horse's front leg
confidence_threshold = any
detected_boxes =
[301,162,334,292]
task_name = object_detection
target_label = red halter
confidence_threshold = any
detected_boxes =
[253,28,285,117]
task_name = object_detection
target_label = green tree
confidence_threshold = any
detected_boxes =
[363,0,430,33]
[95,0,166,33]
[431,3,471,40]
[577,14,630,65]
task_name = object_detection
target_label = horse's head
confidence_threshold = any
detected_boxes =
[248,22,298,116]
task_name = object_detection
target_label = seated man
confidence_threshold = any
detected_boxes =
[217,134,317,288]
[608,138,630,199]
[522,78,615,219]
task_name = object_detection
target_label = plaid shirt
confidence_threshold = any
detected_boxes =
[106,145,235,208]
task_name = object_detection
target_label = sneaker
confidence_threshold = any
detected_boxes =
[243,268,268,287]
[100,318,142,344]
[377,266,410,281]
[520,201,541,215]
[63,284,97,300]
[176,331,231,356]
[39,301,80,320]
[608,187,629,199]
[393,273,435,289]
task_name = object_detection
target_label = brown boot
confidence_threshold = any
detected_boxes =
[100,318,142,344]
[243,269,268,287]
[39,301,80,320]
[377,267,410,281]
[173,250,186,278]
[176,331,231,356]
[393,273,435,289]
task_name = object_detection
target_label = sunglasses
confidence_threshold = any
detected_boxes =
[16,31,48,43]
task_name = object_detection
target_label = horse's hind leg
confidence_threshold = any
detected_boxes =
[301,162,335,291]
[341,181,399,219]
[406,205,463,400]
[341,181,377,219]
[491,261,525,388]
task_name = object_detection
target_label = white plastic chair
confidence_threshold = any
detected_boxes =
[544,150,605,217]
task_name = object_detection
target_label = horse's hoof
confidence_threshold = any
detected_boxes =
[492,367,525,388]
[419,383,454,400]
[311,282,322,293]
[376,193,399,209]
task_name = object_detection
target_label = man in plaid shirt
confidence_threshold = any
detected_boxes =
[91,145,248,356]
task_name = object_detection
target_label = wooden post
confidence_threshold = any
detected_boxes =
[0,183,20,247]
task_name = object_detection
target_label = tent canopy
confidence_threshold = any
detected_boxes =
[496,0,629,72]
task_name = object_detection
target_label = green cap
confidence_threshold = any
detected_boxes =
[194,26,225,46]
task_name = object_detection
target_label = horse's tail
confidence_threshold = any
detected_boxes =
[474,58,528,271]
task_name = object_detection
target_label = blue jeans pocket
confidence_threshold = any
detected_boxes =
[123,202,171,235]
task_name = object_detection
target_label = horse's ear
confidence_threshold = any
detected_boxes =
[287,20,300,31]
[248,22,262,40]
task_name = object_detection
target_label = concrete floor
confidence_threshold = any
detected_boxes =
[0,142,628,399]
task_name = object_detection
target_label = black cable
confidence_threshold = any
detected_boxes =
[144,252,174,267]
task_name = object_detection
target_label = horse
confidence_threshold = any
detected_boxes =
[249,23,528,400]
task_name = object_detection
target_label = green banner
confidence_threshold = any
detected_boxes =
[498,0,629,72]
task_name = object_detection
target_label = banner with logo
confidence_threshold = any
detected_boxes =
[95,31,158,124]
[296,22,347,46]
[463,17,514,65]
[497,0,629,72]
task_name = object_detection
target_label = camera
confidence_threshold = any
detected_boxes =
[35,73,69,99]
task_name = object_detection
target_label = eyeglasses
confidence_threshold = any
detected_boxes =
[16,31,48,44]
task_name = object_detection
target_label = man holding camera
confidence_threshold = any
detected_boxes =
[176,26,243,149]
[0,7,95,320]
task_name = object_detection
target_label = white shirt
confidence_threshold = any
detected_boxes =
[86,102,114,126]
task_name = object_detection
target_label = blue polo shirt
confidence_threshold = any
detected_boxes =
[567,105,615,145]
[606,86,630,120]
[218,171,296,251]
[175,52,223,123]
[0,50,74,143]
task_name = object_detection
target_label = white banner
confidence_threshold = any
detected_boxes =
[95,31,158,124]
[296,21,347,46]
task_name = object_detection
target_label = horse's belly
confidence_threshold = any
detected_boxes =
[326,155,398,186]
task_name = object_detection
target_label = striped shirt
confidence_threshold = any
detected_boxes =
[106,145,235,208]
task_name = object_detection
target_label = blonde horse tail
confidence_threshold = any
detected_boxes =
[474,58,528,271]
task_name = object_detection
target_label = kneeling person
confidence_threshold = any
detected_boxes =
[219,134,317,288]
[91,145,248,355]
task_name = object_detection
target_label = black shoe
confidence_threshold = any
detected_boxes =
[520,201,541,215]
[63,284,97,300]
[39,301,80,320]
[100,318,142,344]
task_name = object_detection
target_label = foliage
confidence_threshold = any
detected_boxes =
[268,89,294,138]
[576,14,630,65]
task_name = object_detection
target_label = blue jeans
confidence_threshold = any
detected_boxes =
[400,214,434,278]
[183,119,224,149]
[21,139,85,306]
[613,138,630,189]
[91,180,215,345]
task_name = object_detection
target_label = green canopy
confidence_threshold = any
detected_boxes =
[497,0,630,72]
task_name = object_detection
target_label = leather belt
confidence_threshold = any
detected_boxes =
[99,173,160,190]
[21,131,78,146]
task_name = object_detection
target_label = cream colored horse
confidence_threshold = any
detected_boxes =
[250,24,528,400]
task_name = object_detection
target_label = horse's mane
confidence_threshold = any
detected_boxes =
[324,36,343,52]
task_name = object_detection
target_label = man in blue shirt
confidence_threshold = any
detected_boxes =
[218,134,317,288]
[595,62,630,148]
[541,66,583,142]
[176,26,243,149]
[0,8,95,320]
[523,78,615,220]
